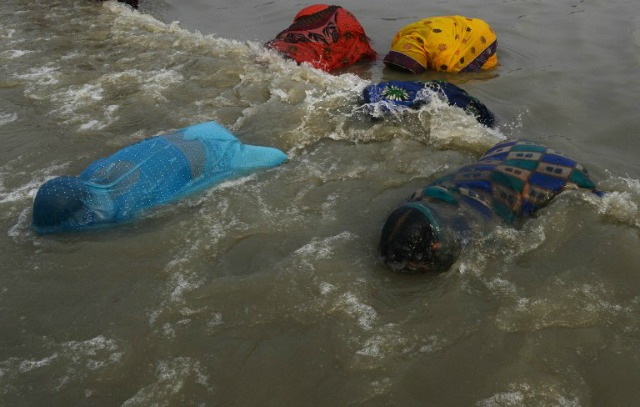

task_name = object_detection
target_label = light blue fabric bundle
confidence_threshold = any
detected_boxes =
[32,121,287,233]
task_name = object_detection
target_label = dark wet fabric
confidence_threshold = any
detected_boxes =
[362,80,495,127]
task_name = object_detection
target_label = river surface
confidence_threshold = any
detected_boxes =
[1,0,640,405]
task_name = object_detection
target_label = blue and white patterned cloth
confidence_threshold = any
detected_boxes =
[362,80,495,127]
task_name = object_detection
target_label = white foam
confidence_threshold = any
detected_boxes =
[456,224,545,278]
[1,49,34,59]
[418,335,445,354]
[356,335,386,358]
[8,208,30,239]
[0,162,70,205]
[146,206,238,326]
[121,357,211,406]
[162,322,176,339]
[15,66,60,86]
[294,231,356,259]
[0,335,124,393]
[476,382,581,407]
[141,69,184,102]
[425,91,505,152]
[485,277,520,298]
[0,111,17,125]
[170,272,203,304]
[0,179,42,205]
[78,120,102,131]
[1,161,70,240]
[355,326,408,359]
[337,292,377,331]
[206,312,223,328]
[62,336,123,370]
[17,354,59,373]
[61,51,81,60]
[19,64,185,129]
[369,378,393,396]
[596,191,638,225]
[2,29,16,39]
[495,280,636,333]
[476,391,525,406]
[319,281,336,295]
[50,82,104,121]
[585,175,640,227]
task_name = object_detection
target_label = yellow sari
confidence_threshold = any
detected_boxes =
[383,16,498,73]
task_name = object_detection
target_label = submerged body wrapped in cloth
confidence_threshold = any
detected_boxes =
[266,4,376,72]
[32,121,287,234]
[384,15,498,73]
[380,140,601,273]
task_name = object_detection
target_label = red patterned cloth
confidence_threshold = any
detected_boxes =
[266,4,376,72]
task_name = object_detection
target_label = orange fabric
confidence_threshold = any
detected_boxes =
[266,5,376,72]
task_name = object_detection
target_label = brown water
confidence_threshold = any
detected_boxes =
[1,0,640,405]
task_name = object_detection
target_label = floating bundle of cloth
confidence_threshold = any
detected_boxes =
[267,8,498,75]
[380,139,601,273]
[31,121,287,233]
[383,15,498,73]
[265,4,376,72]
[362,80,496,127]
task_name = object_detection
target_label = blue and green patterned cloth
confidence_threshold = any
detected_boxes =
[362,80,495,127]
[379,139,601,273]
[410,139,599,225]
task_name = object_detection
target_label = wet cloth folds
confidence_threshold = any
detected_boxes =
[414,140,598,225]
[31,121,287,233]
[362,80,496,127]
[266,4,376,72]
[379,139,600,273]
[384,15,498,73]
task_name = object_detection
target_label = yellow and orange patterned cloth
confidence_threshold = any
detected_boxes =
[383,16,498,73]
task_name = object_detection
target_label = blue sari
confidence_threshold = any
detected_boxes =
[362,80,495,128]
[32,121,287,233]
